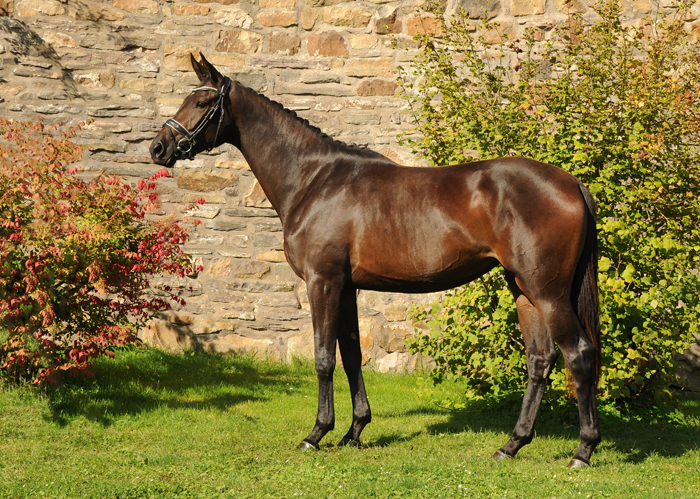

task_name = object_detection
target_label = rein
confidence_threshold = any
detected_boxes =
[163,76,232,159]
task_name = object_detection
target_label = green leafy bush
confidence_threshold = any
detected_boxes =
[400,0,700,410]
[0,119,199,385]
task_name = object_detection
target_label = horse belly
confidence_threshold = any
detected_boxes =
[349,229,496,293]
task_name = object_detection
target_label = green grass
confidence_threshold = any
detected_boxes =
[1,348,699,498]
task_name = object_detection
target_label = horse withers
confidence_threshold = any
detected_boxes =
[149,54,601,468]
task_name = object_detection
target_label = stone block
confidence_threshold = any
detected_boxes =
[209,54,246,68]
[323,4,372,28]
[75,71,115,88]
[15,0,64,16]
[257,10,298,27]
[254,221,283,232]
[261,308,312,321]
[257,249,287,262]
[183,193,227,204]
[384,304,407,322]
[480,21,516,44]
[253,233,281,247]
[230,69,268,91]
[222,308,256,321]
[215,30,263,54]
[173,4,210,15]
[359,317,374,365]
[206,258,232,277]
[301,7,318,30]
[244,180,272,208]
[87,121,132,134]
[216,159,250,170]
[261,0,295,7]
[186,205,220,220]
[152,277,203,297]
[223,207,278,218]
[235,261,271,279]
[67,0,125,21]
[116,57,160,74]
[356,79,396,96]
[258,292,300,308]
[163,46,201,71]
[628,0,653,13]
[177,170,239,192]
[450,0,501,19]
[202,219,248,231]
[374,5,401,35]
[375,351,411,373]
[349,34,378,50]
[270,31,301,55]
[113,0,158,14]
[511,0,545,16]
[376,323,411,353]
[406,14,443,36]
[214,7,253,28]
[251,56,331,70]
[300,73,340,84]
[140,320,192,352]
[42,31,78,48]
[346,58,392,78]
[86,105,156,119]
[0,0,13,15]
[12,66,61,79]
[342,111,380,125]
[306,31,348,58]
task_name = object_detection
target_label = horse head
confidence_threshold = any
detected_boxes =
[150,54,239,167]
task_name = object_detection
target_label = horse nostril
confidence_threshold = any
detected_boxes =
[152,141,164,158]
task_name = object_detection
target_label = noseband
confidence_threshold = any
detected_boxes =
[163,76,232,159]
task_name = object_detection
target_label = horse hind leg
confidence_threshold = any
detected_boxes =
[494,275,558,460]
[336,288,371,447]
[532,296,601,467]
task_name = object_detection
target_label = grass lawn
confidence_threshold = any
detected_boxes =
[0,348,698,498]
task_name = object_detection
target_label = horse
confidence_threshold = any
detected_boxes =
[150,54,601,468]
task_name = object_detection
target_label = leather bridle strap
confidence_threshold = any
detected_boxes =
[164,76,231,159]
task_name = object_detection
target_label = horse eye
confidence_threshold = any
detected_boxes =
[196,101,208,108]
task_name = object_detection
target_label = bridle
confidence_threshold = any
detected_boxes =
[163,76,232,159]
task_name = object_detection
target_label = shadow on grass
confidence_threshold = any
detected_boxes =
[44,347,316,428]
[414,392,700,464]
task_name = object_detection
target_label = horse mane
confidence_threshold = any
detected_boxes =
[237,82,389,160]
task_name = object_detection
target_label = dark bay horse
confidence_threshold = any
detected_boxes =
[150,55,601,468]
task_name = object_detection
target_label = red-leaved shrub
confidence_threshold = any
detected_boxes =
[0,119,200,385]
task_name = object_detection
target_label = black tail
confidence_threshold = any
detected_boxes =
[572,180,601,387]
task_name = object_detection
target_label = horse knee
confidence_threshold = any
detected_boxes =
[527,349,558,381]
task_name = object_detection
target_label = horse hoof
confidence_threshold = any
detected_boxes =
[492,450,512,461]
[338,438,361,448]
[567,458,590,469]
[298,440,319,451]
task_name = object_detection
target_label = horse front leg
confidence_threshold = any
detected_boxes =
[336,287,371,447]
[298,273,344,450]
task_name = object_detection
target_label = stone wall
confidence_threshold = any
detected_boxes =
[1,0,699,373]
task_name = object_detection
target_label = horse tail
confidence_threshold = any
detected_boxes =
[572,180,601,388]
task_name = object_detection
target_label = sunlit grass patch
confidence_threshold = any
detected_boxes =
[1,348,699,498]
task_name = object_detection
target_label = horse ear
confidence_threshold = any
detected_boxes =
[191,53,209,83]
[197,53,223,85]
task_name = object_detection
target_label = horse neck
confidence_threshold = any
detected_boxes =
[229,85,332,223]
